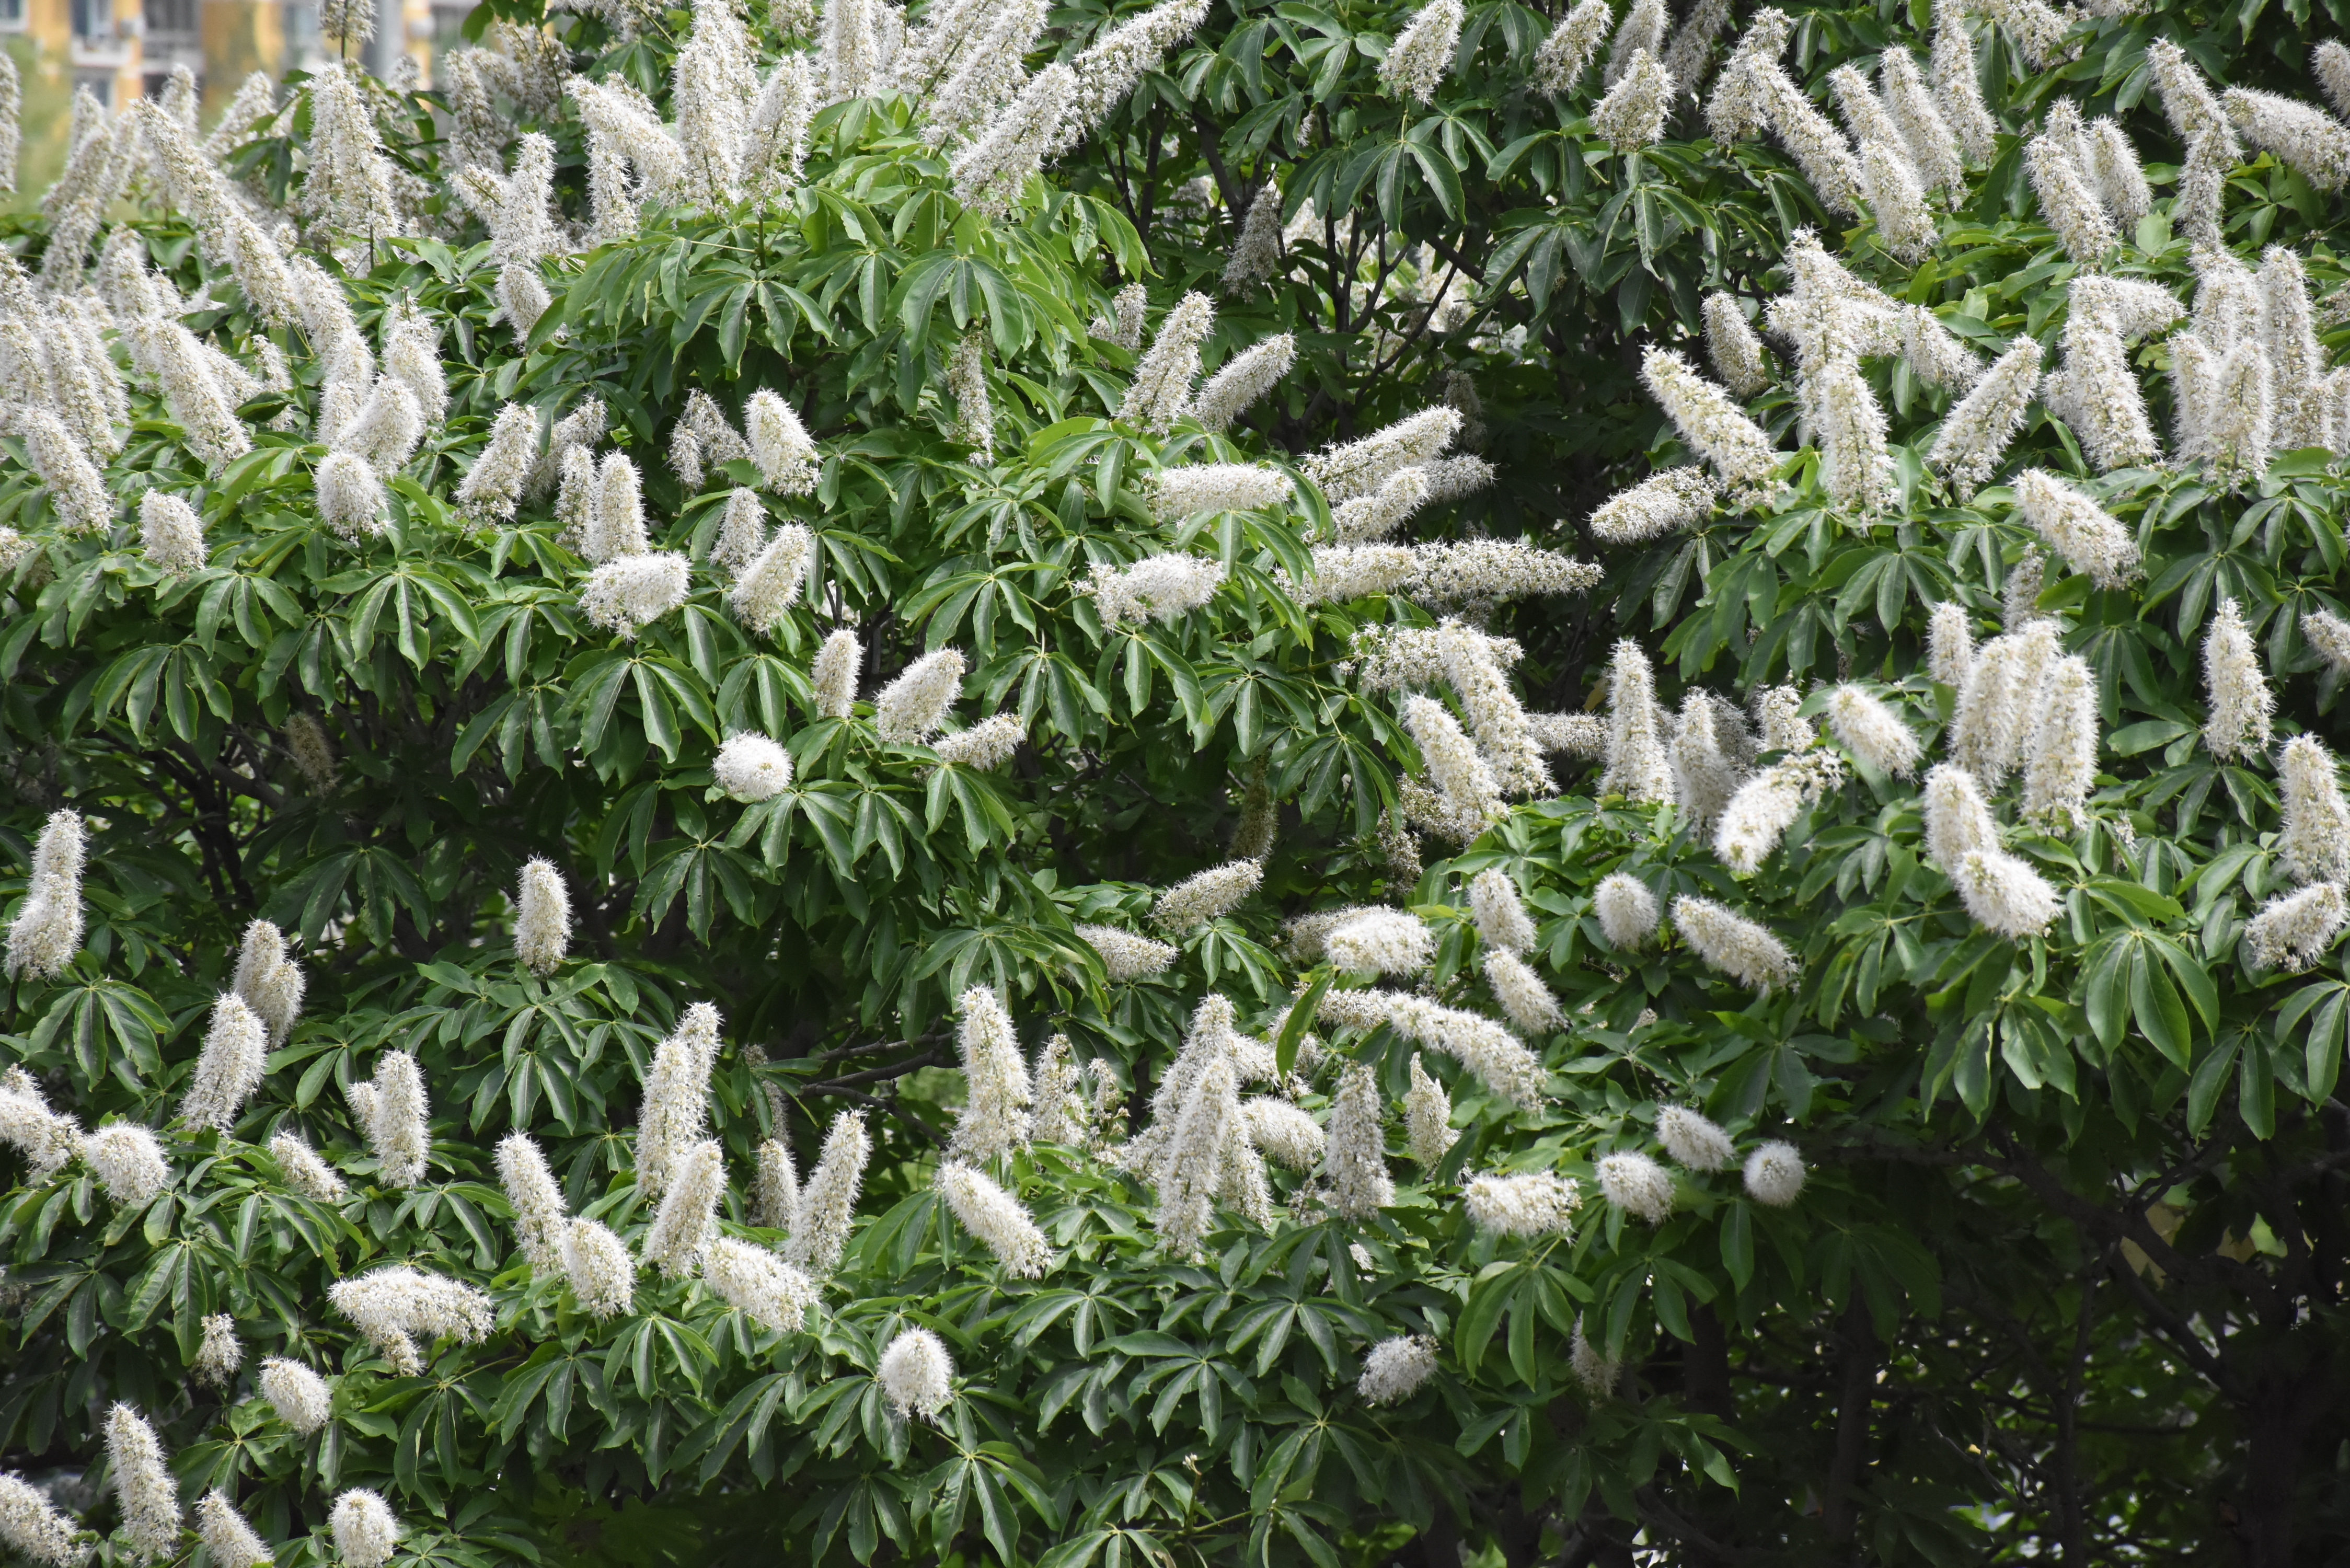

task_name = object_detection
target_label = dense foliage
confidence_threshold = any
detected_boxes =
[3,0,2350,1563]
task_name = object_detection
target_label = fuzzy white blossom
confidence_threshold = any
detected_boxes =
[1701,294,1769,396]
[1598,1149,1676,1223]
[749,1136,801,1232]
[2026,136,2115,264]
[1469,869,1537,953]
[105,1404,180,1562]
[713,732,796,802]
[1588,467,1719,547]
[83,1124,170,1206]
[1085,554,1226,627]
[180,993,267,1132]
[2245,880,2348,971]
[1242,1098,1324,1170]
[450,405,537,528]
[1380,0,1463,103]
[2043,315,2160,473]
[2275,736,2350,886]
[1600,641,1674,804]
[1952,847,2060,938]
[560,1218,636,1318]
[642,1138,725,1279]
[636,1003,721,1200]
[0,1472,81,1567]
[6,809,84,983]
[269,1132,347,1203]
[1119,291,1214,432]
[730,525,813,637]
[1950,621,2059,789]
[703,1238,820,1331]
[874,649,966,744]
[1222,183,1284,293]
[2303,608,2350,676]
[1714,752,1845,874]
[1860,139,1937,263]
[1535,0,1612,92]
[1656,1105,1734,1170]
[1152,860,1264,930]
[1592,49,1671,151]
[2224,87,2350,192]
[1815,359,1897,514]
[1076,924,1179,980]
[1672,895,1797,990]
[1285,545,1417,606]
[2019,656,2099,833]
[1462,1171,1581,1236]
[812,629,862,719]
[1826,685,1921,777]
[137,490,208,578]
[1061,0,1209,146]
[229,920,305,1047]
[580,554,692,640]
[1595,873,1660,948]
[329,1490,400,1568]
[1403,1054,1456,1164]
[2203,598,2275,762]
[514,859,571,976]
[1743,1140,1806,1205]
[933,1161,1049,1276]
[1571,1315,1620,1397]
[1190,335,1295,431]
[1930,339,2042,498]
[1384,994,1546,1109]
[496,1133,569,1273]
[1926,603,1976,688]
[1409,541,1602,609]
[259,1357,333,1434]
[1640,348,1779,490]
[1323,908,1434,976]
[1329,466,1431,543]
[1151,463,1293,520]
[878,1327,954,1420]
[784,1110,870,1275]
[1484,950,1564,1034]
[1301,407,1460,502]
[329,1266,492,1375]
[194,1313,242,1386]
[1879,48,1965,192]
[1320,1064,1396,1221]
[194,1493,270,1567]
[1357,1335,1437,1404]
[1921,763,1999,875]
[1402,694,1506,838]
[949,985,1032,1161]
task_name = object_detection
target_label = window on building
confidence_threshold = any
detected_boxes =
[145,0,194,31]
[70,0,109,42]
[0,0,27,32]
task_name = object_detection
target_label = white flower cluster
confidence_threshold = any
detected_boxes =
[1076,923,1179,979]
[1407,540,1603,609]
[1639,348,1779,492]
[180,993,267,1133]
[873,648,966,744]
[715,731,795,801]
[2276,736,2350,886]
[329,1265,494,1376]
[1594,873,1660,948]
[5,810,85,982]
[2203,597,2275,762]
[1463,1171,1581,1236]
[1403,1054,1457,1165]
[784,1110,871,1276]
[1380,0,1464,103]
[2245,881,2348,971]
[232,919,306,1044]
[1151,859,1263,931]
[260,1356,334,1433]
[330,1490,401,1568]
[1357,1334,1438,1404]
[1084,552,1227,627]
[1671,895,1797,991]
[515,859,572,975]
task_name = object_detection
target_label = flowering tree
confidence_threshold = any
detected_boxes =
[3,0,2350,1563]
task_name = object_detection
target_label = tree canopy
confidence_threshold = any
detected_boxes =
[2,0,2349,1563]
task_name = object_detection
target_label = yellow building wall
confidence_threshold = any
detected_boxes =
[200,0,281,113]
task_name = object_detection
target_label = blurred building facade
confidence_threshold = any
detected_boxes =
[0,0,442,114]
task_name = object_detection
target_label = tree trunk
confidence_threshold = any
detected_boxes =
[1823,1297,1878,1555]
